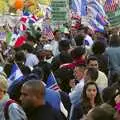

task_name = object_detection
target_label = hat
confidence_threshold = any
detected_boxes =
[43,44,53,51]
[0,75,8,92]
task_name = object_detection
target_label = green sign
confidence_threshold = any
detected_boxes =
[107,7,120,28]
[51,0,69,24]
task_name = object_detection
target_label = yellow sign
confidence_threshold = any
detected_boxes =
[39,0,51,5]
[0,0,9,14]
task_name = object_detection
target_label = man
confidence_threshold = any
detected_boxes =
[20,80,63,120]
[50,30,61,56]
[87,56,108,89]
[22,43,39,68]
[69,64,86,105]
[83,27,94,49]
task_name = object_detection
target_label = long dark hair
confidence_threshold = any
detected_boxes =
[81,82,103,114]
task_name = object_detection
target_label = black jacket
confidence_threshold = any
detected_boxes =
[26,104,63,120]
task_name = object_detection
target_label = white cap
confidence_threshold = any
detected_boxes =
[43,44,53,51]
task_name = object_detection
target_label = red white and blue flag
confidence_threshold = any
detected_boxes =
[42,24,54,40]
[20,12,38,31]
[46,72,60,92]
[104,0,118,12]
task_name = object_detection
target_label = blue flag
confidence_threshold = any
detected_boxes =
[71,0,87,16]
[8,64,23,86]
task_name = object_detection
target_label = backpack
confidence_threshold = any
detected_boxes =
[4,99,15,120]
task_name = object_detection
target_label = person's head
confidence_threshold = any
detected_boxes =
[15,51,26,64]
[32,66,44,80]
[43,44,53,59]
[59,52,73,64]
[20,80,45,109]
[82,82,102,104]
[59,40,70,52]
[55,68,75,93]
[87,56,99,69]
[84,68,98,83]
[87,106,115,120]
[53,30,61,40]
[22,43,34,54]
[0,75,8,100]
[71,46,86,60]
[74,34,84,46]
[110,35,120,47]
[74,64,86,80]
[92,41,106,55]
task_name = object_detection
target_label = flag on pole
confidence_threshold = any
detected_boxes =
[46,72,60,91]
[46,72,68,117]
[89,19,104,32]
[20,11,38,31]
[8,63,23,86]
[43,24,54,40]
[88,0,106,16]
[87,6,108,26]
[104,0,118,12]
[71,0,87,16]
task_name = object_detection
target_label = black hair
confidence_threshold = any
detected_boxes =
[86,68,98,82]
[15,51,26,63]
[87,56,98,65]
[55,68,74,93]
[59,40,70,52]
[74,35,84,46]
[32,66,44,80]
[22,43,33,53]
[53,30,60,36]
[71,46,86,59]
[59,52,73,64]
[92,41,106,54]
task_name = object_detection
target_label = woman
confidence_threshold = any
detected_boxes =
[71,82,102,120]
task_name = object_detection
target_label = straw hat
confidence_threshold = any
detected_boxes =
[0,75,8,92]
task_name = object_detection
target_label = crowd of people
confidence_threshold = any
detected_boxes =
[0,25,120,120]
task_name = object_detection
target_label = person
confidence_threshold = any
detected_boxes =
[55,67,75,93]
[22,43,39,68]
[50,30,61,56]
[71,46,86,68]
[71,82,102,120]
[43,44,54,64]
[92,41,108,76]
[0,75,27,120]
[69,64,86,105]
[86,106,115,120]
[83,27,94,49]
[20,80,63,120]
[87,56,108,90]
[51,40,71,71]
[105,35,120,85]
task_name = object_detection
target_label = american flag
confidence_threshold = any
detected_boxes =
[46,72,60,91]
[104,0,118,12]
[43,24,54,40]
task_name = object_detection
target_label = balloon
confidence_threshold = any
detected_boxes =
[15,0,24,10]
